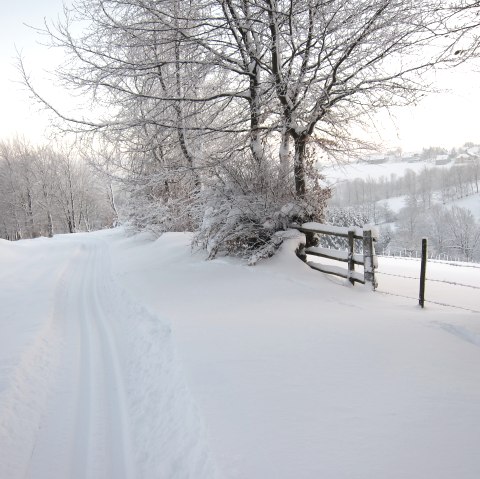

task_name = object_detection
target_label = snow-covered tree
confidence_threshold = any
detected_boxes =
[0,139,114,240]
[19,0,476,259]
[444,206,480,261]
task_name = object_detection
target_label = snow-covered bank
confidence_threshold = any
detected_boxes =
[109,229,480,479]
[1,229,479,478]
[0,232,217,479]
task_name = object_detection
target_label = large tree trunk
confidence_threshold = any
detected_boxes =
[293,134,307,197]
[249,65,264,166]
[278,129,290,182]
[174,35,200,191]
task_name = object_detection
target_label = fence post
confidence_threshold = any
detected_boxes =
[419,238,427,308]
[363,229,377,290]
[348,230,355,285]
[297,242,307,263]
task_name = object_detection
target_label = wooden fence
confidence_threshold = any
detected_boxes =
[294,222,378,290]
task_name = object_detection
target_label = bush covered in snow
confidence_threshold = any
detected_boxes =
[194,165,330,264]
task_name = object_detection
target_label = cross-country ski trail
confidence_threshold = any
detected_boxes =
[0,235,217,479]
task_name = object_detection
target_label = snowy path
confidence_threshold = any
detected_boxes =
[27,241,134,478]
[1,230,480,479]
[0,235,216,479]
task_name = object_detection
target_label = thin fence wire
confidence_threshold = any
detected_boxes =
[376,271,480,290]
[376,253,480,312]
[376,290,480,314]
[377,271,419,280]
[376,289,419,302]
[424,299,480,314]
[379,254,480,269]
[426,278,480,290]
[380,250,480,265]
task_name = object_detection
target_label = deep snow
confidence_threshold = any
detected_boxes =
[1,229,479,478]
[0,233,216,479]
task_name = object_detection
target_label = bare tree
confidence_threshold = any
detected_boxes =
[18,0,476,258]
[0,139,114,240]
[445,206,480,261]
[33,146,58,237]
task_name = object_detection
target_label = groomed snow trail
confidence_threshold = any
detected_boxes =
[0,235,216,479]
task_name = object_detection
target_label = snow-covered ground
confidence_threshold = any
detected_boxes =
[377,195,407,214]
[452,192,480,220]
[1,229,480,478]
[323,158,480,223]
[375,192,480,219]
[321,159,450,183]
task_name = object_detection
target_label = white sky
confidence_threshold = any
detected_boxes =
[0,0,68,143]
[1,0,480,151]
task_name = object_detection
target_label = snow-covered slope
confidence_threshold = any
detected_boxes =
[375,192,480,219]
[451,192,480,220]
[321,159,450,183]
[323,158,480,224]
[1,229,479,479]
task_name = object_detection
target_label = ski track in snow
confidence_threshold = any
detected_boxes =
[0,235,216,479]
[25,241,135,478]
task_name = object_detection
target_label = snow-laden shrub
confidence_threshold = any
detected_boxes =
[194,174,330,264]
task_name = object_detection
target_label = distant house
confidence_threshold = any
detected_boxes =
[435,154,450,165]
[399,152,420,163]
[367,155,387,164]
[454,153,476,164]
[467,146,480,156]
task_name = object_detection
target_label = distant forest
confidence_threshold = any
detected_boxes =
[327,151,480,262]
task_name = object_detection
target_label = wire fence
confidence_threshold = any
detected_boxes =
[376,255,480,313]
[375,289,480,314]
[377,270,480,291]
[379,249,480,265]
[380,254,480,269]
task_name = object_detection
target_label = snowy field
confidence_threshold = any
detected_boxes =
[451,192,480,220]
[374,192,480,219]
[322,158,480,220]
[1,229,480,479]
[321,159,451,183]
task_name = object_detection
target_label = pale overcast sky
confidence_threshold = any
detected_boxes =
[0,0,68,142]
[0,0,479,151]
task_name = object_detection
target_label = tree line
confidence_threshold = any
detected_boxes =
[331,161,480,222]
[0,139,115,240]
[329,163,480,261]
[392,202,480,262]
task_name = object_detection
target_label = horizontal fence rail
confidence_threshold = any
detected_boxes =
[292,222,378,289]
[296,223,365,240]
